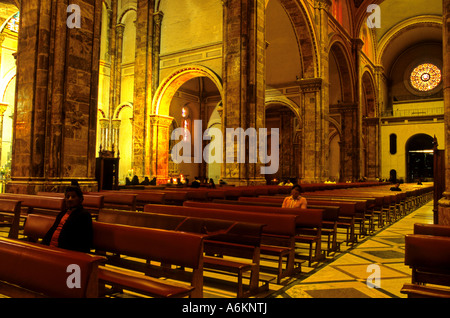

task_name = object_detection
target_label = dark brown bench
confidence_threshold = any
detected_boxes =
[239,196,358,246]
[0,193,65,217]
[413,223,450,237]
[402,234,450,298]
[93,221,205,298]
[183,200,326,267]
[96,208,267,297]
[87,192,137,211]
[0,199,22,239]
[21,214,206,298]
[37,192,104,218]
[211,198,341,255]
[0,236,104,298]
[143,204,301,282]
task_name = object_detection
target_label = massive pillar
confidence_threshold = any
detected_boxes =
[221,0,266,186]
[9,0,102,193]
[439,0,450,224]
[133,0,156,179]
[300,0,330,183]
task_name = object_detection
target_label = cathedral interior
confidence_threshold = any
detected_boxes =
[0,0,446,193]
[0,0,450,302]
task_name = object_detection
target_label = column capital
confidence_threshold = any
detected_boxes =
[149,114,173,127]
[298,78,322,93]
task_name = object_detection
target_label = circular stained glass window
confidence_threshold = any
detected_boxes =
[410,63,441,92]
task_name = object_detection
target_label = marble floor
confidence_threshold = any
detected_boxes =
[269,201,434,298]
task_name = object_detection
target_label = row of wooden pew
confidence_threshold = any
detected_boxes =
[0,182,434,298]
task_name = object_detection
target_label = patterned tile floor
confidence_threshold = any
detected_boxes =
[269,201,434,298]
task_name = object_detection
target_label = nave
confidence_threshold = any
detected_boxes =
[0,184,434,299]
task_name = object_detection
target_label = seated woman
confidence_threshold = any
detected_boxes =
[42,186,93,253]
[282,184,307,209]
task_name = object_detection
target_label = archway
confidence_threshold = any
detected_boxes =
[406,133,434,182]
[329,41,356,181]
[361,70,378,179]
[265,100,302,184]
[150,66,223,183]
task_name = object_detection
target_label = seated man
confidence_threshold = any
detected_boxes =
[42,186,93,253]
[282,184,307,209]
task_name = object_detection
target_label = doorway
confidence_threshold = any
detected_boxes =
[406,134,434,182]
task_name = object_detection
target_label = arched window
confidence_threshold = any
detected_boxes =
[389,134,397,155]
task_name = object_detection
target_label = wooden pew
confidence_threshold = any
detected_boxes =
[87,191,137,211]
[414,223,450,237]
[182,200,325,266]
[0,193,65,218]
[0,237,104,298]
[401,234,450,298]
[37,192,104,218]
[21,214,206,298]
[93,222,205,298]
[143,204,301,282]
[97,208,267,297]
[239,196,358,245]
[210,198,341,255]
[0,199,22,239]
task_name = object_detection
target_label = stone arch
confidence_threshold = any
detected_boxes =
[361,70,376,117]
[328,39,355,103]
[152,65,223,117]
[114,102,133,119]
[275,0,319,78]
[265,96,302,182]
[265,95,302,121]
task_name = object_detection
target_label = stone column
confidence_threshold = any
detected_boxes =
[298,78,324,183]
[133,0,155,178]
[221,0,266,186]
[9,0,102,193]
[338,103,358,181]
[296,0,330,183]
[148,114,173,184]
[353,38,364,180]
[439,0,450,224]
[0,103,7,165]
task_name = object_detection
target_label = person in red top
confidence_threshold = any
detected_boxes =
[282,184,307,209]
[42,186,93,253]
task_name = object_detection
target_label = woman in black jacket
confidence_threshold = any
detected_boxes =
[42,186,93,253]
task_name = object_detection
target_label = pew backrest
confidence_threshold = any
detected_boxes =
[23,214,56,242]
[413,223,450,237]
[0,199,22,239]
[0,237,104,298]
[93,221,205,269]
[405,234,450,286]
[0,193,65,215]
[143,204,297,237]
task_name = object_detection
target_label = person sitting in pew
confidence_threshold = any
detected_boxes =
[208,178,216,189]
[282,184,307,209]
[191,177,201,188]
[390,183,402,191]
[42,186,93,253]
